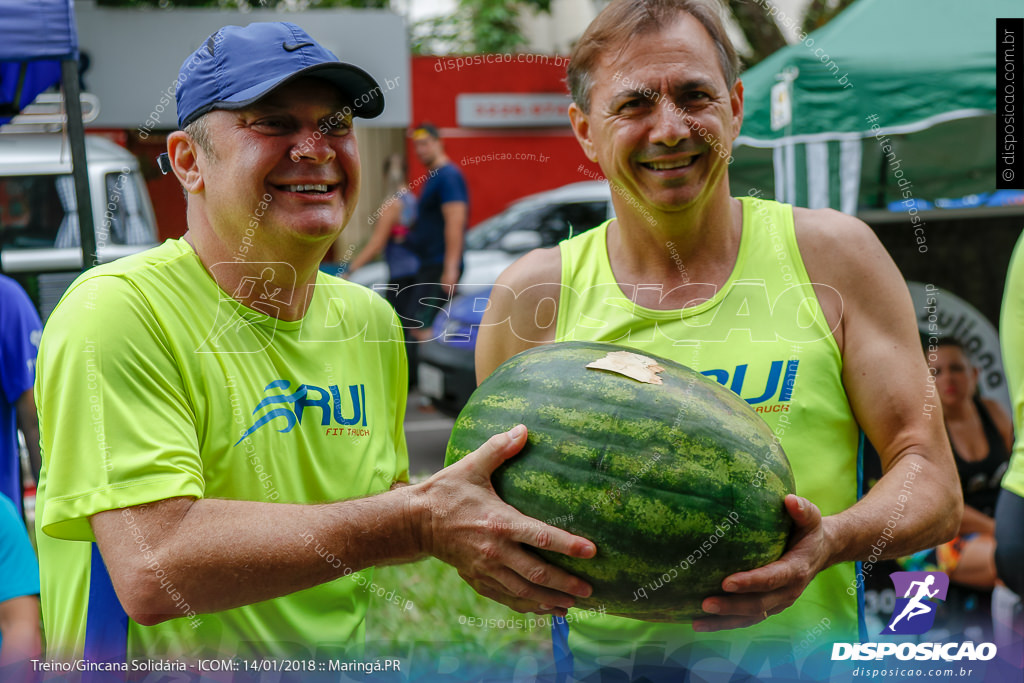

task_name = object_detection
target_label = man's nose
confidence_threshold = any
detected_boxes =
[649,98,692,148]
[290,128,336,164]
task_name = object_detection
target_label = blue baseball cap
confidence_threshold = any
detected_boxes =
[175,22,384,129]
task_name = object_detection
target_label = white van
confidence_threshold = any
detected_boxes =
[0,133,159,319]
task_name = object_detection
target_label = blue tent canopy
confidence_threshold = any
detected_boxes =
[0,0,79,124]
[729,0,1015,213]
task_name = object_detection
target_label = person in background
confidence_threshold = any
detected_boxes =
[0,275,42,516]
[0,492,41,677]
[346,154,419,315]
[919,338,1012,589]
[403,122,468,390]
[408,123,467,313]
[888,338,1012,640]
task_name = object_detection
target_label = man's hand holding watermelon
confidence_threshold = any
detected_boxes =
[413,424,597,616]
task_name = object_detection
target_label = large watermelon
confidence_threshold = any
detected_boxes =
[444,341,795,622]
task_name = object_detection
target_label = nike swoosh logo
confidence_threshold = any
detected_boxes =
[283,41,314,52]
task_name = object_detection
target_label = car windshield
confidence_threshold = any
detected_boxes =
[0,172,152,249]
[464,202,546,251]
[0,175,65,249]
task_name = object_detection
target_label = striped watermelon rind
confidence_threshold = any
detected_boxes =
[444,341,795,622]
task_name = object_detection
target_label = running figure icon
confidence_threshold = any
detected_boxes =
[888,575,939,630]
[882,571,949,635]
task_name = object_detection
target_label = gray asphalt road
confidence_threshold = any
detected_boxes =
[404,390,455,477]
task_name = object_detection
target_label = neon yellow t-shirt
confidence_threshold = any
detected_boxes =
[1001,232,1024,497]
[35,239,409,662]
[553,197,861,676]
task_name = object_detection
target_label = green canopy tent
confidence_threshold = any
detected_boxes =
[729,0,1014,213]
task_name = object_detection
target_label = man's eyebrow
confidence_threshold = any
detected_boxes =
[670,78,719,95]
[610,77,720,102]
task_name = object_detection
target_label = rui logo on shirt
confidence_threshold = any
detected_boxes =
[235,380,369,445]
[700,359,799,413]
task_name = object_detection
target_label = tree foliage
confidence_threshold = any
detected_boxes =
[728,0,859,68]
[411,0,552,56]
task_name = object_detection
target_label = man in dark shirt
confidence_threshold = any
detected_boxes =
[406,122,468,341]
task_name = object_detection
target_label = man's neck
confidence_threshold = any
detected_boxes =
[606,183,742,306]
[429,154,450,171]
[183,225,329,322]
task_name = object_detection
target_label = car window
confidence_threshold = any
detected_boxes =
[464,204,546,250]
[0,176,66,249]
[536,201,609,246]
[464,199,609,251]
[0,171,152,250]
[98,171,154,247]
[54,171,152,248]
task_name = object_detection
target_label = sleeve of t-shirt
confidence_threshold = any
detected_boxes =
[437,167,469,206]
[0,494,39,602]
[37,275,205,542]
[0,277,43,406]
[365,291,410,485]
[390,309,410,485]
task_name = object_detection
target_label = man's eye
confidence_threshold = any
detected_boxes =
[325,119,352,136]
[254,118,289,132]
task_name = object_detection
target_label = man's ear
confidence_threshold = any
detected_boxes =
[730,79,744,141]
[167,131,205,194]
[568,102,598,163]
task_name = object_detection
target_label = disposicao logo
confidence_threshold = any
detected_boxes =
[882,571,948,635]
[831,571,997,662]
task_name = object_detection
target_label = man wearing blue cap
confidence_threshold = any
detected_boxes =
[34,23,596,664]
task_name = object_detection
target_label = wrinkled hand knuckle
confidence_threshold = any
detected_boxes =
[534,529,553,549]
[479,543,501,561]
[513,583,533,599]
[526,566,549,585]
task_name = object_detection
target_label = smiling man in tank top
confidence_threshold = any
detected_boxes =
[475,0,963,678]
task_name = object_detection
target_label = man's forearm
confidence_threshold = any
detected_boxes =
[958,504,995,536]
[441,201,466,279]
[0,596,41,665]
[16,391,41,482]
[95,486,426,624]
[443,224,463,273]
[821,452,961,567]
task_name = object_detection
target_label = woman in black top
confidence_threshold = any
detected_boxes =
[930,338,1014,589]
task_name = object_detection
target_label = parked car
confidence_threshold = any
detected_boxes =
[414,181,614,416]
[0,133,159,320]
[347,181,613,295]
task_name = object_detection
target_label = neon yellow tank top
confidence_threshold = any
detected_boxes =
[1001,233,1024,498]
[554,196,862,673]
